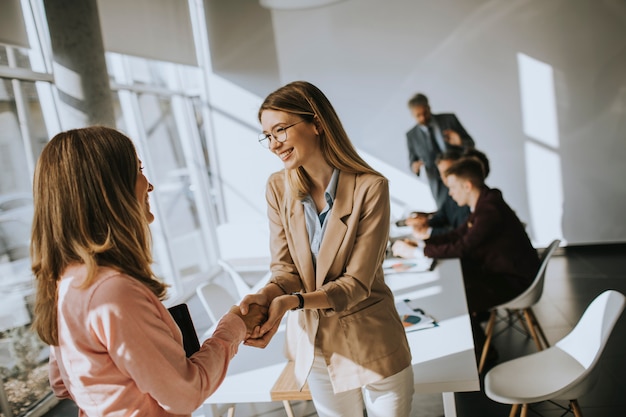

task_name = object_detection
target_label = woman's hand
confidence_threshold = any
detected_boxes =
[228,304,268,336]
[243,319,281,348]
[244,294,296,348]
[239,282,287,315]
[239,292,270,315]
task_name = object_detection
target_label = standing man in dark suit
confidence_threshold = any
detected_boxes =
[406,93,474,208]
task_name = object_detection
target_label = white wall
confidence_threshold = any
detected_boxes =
[256,0,626,246]
[208,75,437,233]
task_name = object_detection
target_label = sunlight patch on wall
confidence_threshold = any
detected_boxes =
[517,53,565,246]
[518,53,559,148]
[524,141,564,245]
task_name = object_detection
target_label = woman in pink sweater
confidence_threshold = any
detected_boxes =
[30,126,266,416]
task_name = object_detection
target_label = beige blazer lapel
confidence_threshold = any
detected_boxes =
[315,172,354,288]
[288,198,316,292]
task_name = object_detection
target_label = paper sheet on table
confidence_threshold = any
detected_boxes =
[383,257,435,274]
[395,298,438,332]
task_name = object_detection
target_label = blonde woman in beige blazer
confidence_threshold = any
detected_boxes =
[240,81,413,417]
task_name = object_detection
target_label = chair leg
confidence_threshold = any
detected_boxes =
[570,399,583,417]
[520,403,529,417]
[522,309,544,350]
[527,308,550,349]
[509,403,520,417]
[514,310,531,334]
[478,310,497,373]
[282,400,295,417]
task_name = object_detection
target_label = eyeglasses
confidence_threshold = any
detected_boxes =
[258,119,306,148]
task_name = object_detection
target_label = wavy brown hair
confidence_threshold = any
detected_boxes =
[31,126,167,346]
[258,81,380,199]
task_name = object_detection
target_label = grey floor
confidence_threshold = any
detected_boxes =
[43,243,626,417]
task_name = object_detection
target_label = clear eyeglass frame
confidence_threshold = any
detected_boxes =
[258,119,306,148]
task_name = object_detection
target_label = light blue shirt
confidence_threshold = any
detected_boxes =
[301,169,339,267]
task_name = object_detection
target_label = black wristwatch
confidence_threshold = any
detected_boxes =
[291,292,304,310]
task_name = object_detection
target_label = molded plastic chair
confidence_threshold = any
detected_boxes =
[478,239,561,373]
[484,289,626,417]
[195,274,307,417]
[195,281,239,417]
[196,282,238,325]
[217,259,270,301]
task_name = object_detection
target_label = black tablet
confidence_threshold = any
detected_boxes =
[168,303,201,357]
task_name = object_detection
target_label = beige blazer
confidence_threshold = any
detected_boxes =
[266,170,411,393]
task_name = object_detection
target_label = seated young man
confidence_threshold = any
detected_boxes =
[392,156,540,359]
[404,148,490,239]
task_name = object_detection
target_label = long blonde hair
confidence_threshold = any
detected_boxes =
[31,126,167,346]
[258,81,380,199]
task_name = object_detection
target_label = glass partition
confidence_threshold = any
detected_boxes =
[137,93,212,280]
[0,1,226,414]
[0,59,51,417]
[0,45,34,70]
[109,53,220,299]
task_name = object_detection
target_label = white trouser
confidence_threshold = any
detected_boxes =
[307,351,414,417]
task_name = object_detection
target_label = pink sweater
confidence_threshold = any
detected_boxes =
[49,264,246,416]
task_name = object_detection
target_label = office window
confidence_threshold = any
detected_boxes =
[109,53,220,298]
[138,92,212,279]
[0,45,33,70]
[0,44,220,417]
[0,1,224,414]
[0,65,52,417]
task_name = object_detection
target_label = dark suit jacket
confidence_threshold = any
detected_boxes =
[428,195,471,236]
[423,187,540,312]
[406,113,474,208]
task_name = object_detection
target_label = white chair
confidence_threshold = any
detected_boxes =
[196,276,308,417]
[196,281,238,325]
[478,239,561,373]
[195,281,238,417]
[217,259,270,301]
[484,289,626,417]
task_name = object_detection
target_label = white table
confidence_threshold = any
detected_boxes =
[202,259,479,417]
[385,259,480,416]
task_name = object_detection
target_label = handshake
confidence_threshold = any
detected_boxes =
[228,303,268,338]
[228,291,297,349]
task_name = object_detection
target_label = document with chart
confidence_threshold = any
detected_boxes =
[395,298,438,332]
